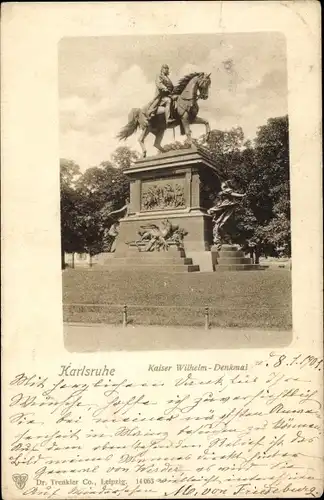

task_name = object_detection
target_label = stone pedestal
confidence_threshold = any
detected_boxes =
[211,244,263,271]
[110,147,221,272]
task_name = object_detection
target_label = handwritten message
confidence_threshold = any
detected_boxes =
[4,352,323,498]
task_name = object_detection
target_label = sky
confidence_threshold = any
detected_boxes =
[59,32,287,171]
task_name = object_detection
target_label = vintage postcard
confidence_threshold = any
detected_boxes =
[2,1,323,499]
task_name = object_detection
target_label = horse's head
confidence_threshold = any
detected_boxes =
[197,73,211,100]
[173,72,211,101]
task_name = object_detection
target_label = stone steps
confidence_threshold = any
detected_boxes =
[214,244,263,272]
[216,257,252,264]
[216,250,246,257]
[216,264,263,271]
[93,262,200,273]
[94,246,200,272]
[127,244,186,258]
[102,256,193,266]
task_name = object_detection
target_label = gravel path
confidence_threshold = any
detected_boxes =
[64,322,292,352]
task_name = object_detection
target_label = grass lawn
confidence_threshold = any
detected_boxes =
[62,269,292,330]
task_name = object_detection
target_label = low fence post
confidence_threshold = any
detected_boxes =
[122,305,128,327]
[204,306,210,330]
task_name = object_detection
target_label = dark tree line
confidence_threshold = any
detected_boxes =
[61,116,290,268]
[60,146,138,268]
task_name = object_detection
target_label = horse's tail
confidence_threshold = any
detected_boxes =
[117,108,141,140]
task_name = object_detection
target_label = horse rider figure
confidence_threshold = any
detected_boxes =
[147,64,175,124]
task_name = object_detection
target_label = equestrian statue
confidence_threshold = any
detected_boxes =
[117,64,211,157]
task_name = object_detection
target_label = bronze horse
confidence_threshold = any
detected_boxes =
[117,72,211,157]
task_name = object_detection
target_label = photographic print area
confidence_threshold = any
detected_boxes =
[60,33,292,350]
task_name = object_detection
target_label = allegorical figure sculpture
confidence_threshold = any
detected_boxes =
[208,181,246,250]
[102,198,129,252]
[127,219,187,252]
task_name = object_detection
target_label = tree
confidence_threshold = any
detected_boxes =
[255,181,291,255]
[60,158,81,189]
[60,159,83,268]
[76,161,130,215]
[64,146,138,262]
[73,166,114,262]
[197,117,291,255]
[204,127,245,179]
[111,146,139,170]
[74,210,105,266]
[250,116,290,255]
[103,164,130,210]
[75,166,109,212]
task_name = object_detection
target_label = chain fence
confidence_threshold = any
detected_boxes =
[63,302,291,330]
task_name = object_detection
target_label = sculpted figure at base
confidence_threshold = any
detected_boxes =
[208,181,246,250]
[117,67,211,157]
[102,199,129,252]
[128,219,187,252]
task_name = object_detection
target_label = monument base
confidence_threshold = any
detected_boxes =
[95,148,223,272]
[115,212,212,256]
[95,244,200,273]
[211,244,264,271]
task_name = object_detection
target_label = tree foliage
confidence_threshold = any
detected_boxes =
[203,116,290,255]
[111,146,139,170]
[60,159,83,267]
[60,146,138,267]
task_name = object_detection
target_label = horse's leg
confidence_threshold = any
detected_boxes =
[191,116,211,142]
[153,127,165,153]
[138,127,149,158]
[181,114,193,147]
